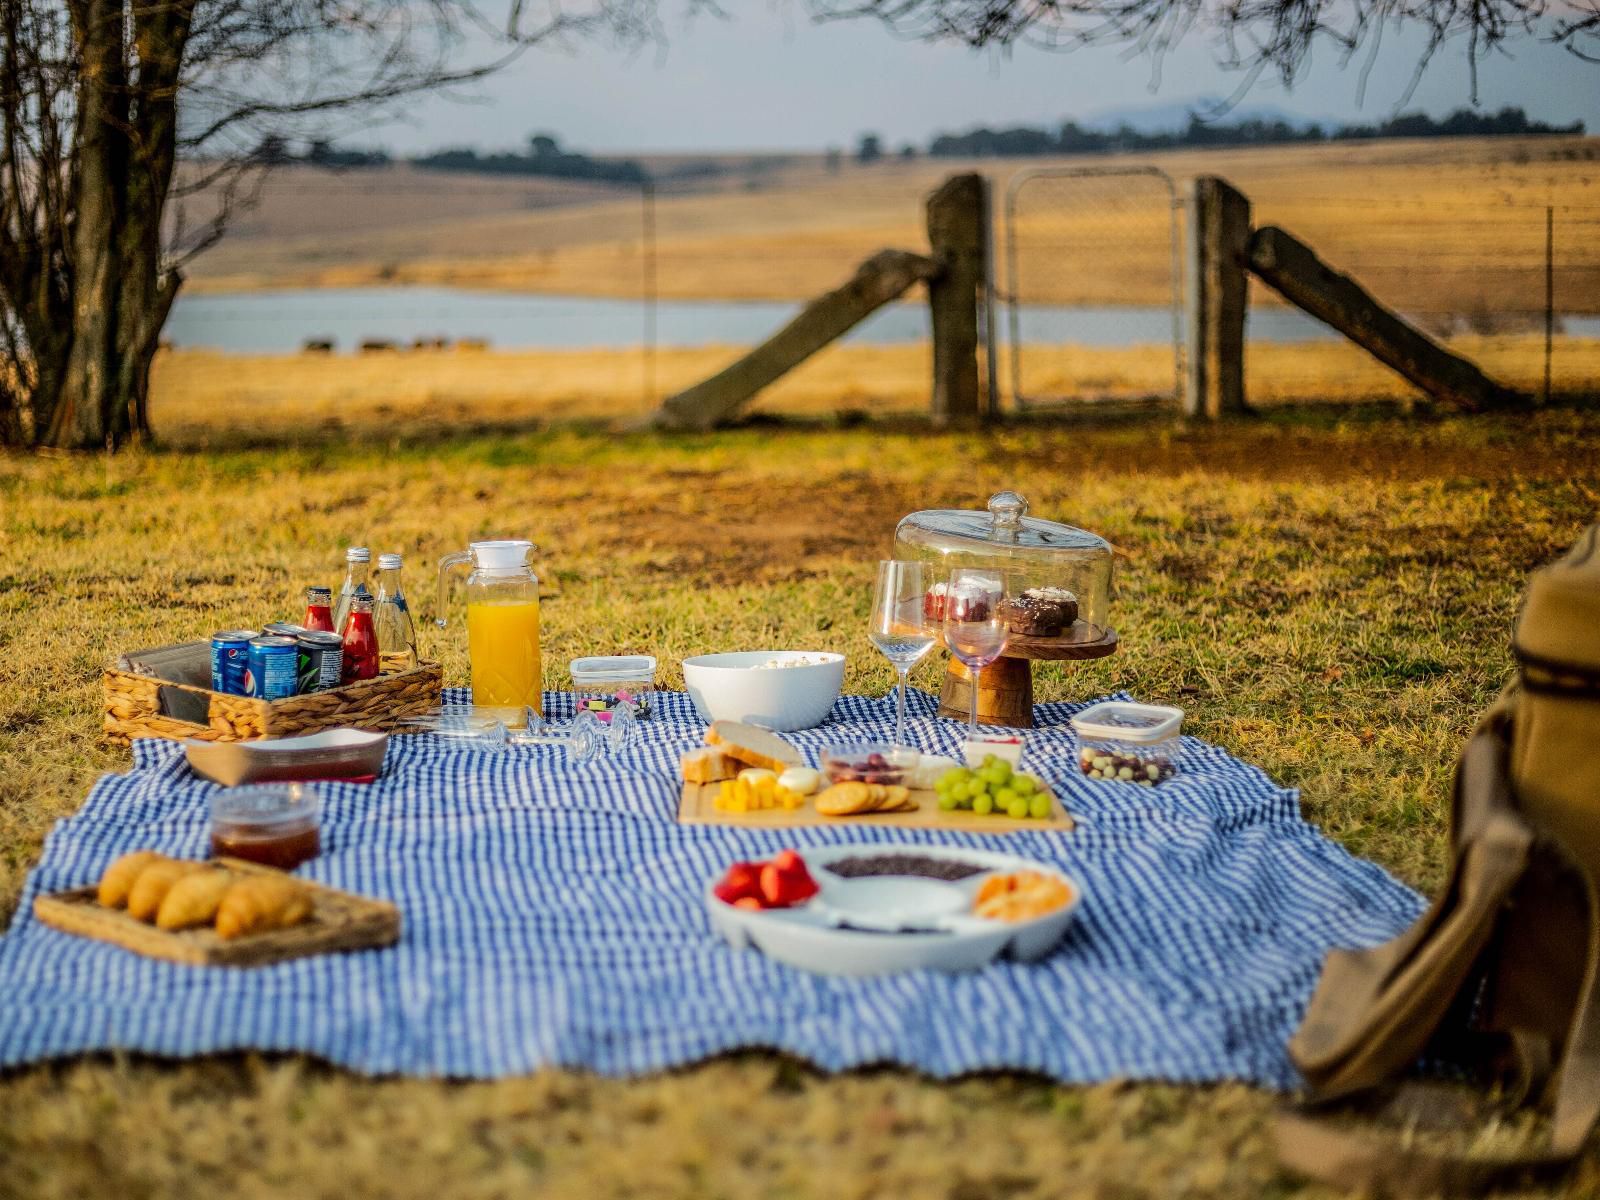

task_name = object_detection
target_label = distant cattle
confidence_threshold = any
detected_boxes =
[301,338,336,354]
[412,336,450,351]
[457,337,491,352]
[359,338,398,354]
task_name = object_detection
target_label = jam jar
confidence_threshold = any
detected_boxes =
[210,783,322,869]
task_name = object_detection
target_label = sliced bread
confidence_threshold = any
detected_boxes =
[704,720,802,772]
[680,746,741,785]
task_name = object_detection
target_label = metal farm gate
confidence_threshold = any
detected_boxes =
[999,166,1185,411]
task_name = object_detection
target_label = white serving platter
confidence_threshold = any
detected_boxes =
[184,728,388,786]
[705,843,1082,976]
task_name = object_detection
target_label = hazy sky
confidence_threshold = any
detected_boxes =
[375,3,1597,154]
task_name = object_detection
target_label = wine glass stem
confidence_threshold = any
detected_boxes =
[894,666,909,748]
[968,668,980,739]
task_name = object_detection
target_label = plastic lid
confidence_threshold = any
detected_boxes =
[569,655,657,682]
[210,782,320,835]
[378,553,403,570]
[1069,701,1183,743]
[346,546,371,563]
[471,539,535,570]
[896,492,1111,556]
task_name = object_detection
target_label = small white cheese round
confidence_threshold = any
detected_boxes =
[777,766,822,795]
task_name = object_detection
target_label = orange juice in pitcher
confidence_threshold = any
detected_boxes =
[466,597,542,712]
[437,540,543,719]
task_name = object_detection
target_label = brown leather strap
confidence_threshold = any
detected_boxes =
[1550,883,1600,1156]
[1275,1106,1574,1197]
[1289,732,1531,1098]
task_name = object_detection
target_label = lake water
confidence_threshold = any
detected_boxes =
[165,286,1600,353]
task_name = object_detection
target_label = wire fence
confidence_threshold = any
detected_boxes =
[173,155,1600,411]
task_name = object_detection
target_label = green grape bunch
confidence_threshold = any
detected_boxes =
[933,756,1052,820]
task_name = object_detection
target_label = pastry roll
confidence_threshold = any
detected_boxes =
[97,850,167,908]
[215,876,313,940]
[126,859,205,923]
[156,869,237,931]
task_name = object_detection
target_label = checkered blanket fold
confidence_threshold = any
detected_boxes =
[0,689,1421,1085]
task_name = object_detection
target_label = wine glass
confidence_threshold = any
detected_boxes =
[941,568,1009,742]
[870,560,937,750]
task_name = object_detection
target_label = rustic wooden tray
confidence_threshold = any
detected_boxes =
[33,858,401,967]
[678,782,1074,833]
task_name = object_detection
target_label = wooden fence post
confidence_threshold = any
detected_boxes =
[1186,176,1252,419]
[926,174,986,427]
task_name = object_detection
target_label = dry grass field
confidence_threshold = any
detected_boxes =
[186,137,1600,318]
[145,333,1600,445]
[3,399,1600,1197]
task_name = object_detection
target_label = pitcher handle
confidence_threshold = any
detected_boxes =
[436,550,472,629]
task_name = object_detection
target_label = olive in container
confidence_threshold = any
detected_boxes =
[1069,701,1182,785]
[210,783,321,870]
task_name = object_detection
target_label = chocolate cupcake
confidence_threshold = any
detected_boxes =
[1022,586,1079,627]
[1000,594,1068,637]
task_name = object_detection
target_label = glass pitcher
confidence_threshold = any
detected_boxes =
[437,540,542,718]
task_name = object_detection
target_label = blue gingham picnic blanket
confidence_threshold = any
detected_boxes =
[0,690,1423,1086]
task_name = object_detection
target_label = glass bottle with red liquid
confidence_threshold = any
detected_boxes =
[303,586,335,633]
[341,593,380,683]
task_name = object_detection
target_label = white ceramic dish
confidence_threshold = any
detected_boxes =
[681,651,845,732]
[184,728,387,786]
[705,843,1082,975]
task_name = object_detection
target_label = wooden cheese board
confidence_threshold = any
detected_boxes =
[678,782,1074,833]
[33,858,401,967]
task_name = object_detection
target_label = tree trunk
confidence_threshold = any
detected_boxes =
[28,0,190,450]
[49,0,127,448]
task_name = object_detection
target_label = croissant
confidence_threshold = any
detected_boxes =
[215,876,313,940]
[156,869,237,931]
[97,850,167,908]
[126,859,206,923]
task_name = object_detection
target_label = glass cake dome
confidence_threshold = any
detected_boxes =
[892,491,1114,628]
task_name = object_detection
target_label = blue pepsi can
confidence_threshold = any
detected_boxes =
[210,630,258,694]
[245,636,299,700]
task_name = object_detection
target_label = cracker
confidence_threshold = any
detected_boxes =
[816,781,877,816]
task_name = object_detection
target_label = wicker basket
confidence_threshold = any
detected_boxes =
[104,654,442,744]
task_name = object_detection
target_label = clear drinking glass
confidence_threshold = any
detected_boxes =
[395,701,637,764]
[870,560,936,751]
[942,568,1009,740]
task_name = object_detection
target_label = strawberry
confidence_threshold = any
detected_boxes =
[759,852,819,908]
[732,897,764,911]
[714,860,763,905]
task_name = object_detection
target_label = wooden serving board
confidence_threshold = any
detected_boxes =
[678,783,1074,833]
[33,858,401,967]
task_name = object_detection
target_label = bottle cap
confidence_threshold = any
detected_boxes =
[346,546,371,563]
[350,594,375,613]
[378,553,403,570]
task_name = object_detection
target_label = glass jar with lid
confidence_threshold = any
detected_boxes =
[892,491,1113,629]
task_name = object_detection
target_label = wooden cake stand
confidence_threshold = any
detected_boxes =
[937,621,1119,729]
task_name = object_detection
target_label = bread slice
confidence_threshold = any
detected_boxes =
[680,746,741,785]
[704,720,802,772]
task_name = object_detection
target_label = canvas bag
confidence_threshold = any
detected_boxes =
[1276,524,1600,1195]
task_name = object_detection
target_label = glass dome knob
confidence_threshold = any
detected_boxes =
[987,491,1029,538]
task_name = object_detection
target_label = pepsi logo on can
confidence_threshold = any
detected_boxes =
[245,636,299,700]
[210,630,258,695]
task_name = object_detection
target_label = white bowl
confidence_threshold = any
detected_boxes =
[680,651,845,732]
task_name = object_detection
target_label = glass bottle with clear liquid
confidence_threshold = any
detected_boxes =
[374,552,418,672]
[332,546,372,635]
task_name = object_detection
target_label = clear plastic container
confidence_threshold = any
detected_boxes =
[570,655,657,720]
[892,491,1115,631]
[209,783,322,869]
[1070,701,1183,786]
